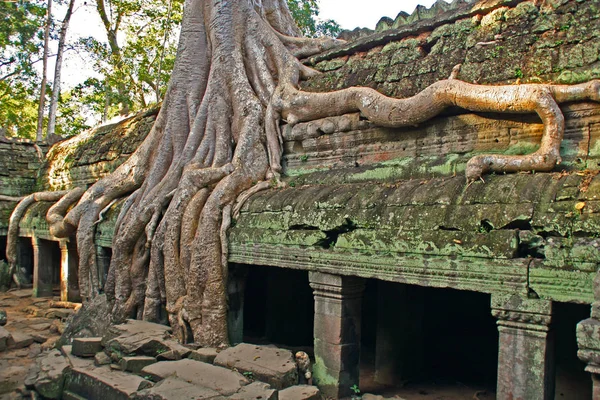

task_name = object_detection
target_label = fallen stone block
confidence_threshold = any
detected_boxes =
[156,349,181,361]
[72,337,103,357]
[24,349,69,399]
[31,332,49,344]
[214,343,298,390]
[64,364,152,400]
[279,385,321,400]
[230,381,278,400]
[61,345,96,369]
[132,376,226,400]
[8,332,34,349]
[103,319,190,358]
[30,322,51,331]
[94,352,111,366]
[188,347,218,364]
[141,359,249,396]
[0,325,12,351]
[28,343,42,357]
[119,355,157,373]
[11,289,32,298]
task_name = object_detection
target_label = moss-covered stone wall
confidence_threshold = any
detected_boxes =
[1,0,600,305]
[302,0,600,98]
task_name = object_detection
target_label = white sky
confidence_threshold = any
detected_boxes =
[319,0,439,30]
[56,0,441,90]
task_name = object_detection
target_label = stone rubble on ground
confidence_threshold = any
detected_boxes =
[1,311,324,400]
[214,342,299,390]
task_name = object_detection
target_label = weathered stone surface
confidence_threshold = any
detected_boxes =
[156,349,181,361]
[188,347,218,364]
[119,355,157,373]
[214,343,298,390]
[102,319,189,358]
[24,349,68,399]
[30,323,51,331]
[31,332,49,344]
[72,337,103,357]
[64,364,152,400]
[132,376,226,400]
[8,332,34,349]
[141,359,249,396]
[61,345,96,369]
[62,390,87,400]
[229,381,278,400]
[278,385,321,400]
[0,325,11,351]
[492,294,554,400]
[94,352,111,366]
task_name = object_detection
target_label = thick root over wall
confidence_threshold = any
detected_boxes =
[6,0,600,347]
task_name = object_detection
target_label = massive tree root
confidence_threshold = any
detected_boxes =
[5,0,600,347]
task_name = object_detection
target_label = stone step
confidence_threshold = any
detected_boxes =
[214,343,298,390]
[141,359,249,396]
[279,385,321,400]
[64,364,153,400]
[132,376,226,400]
[72,337,103,357]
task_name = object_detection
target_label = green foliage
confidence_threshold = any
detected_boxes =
[350,384,361,399]
[76,0,184,124]
[287,0,341,38]
[0,0,47,139]
[515,68,524,79]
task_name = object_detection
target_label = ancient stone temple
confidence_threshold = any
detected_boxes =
[2,0,600,398]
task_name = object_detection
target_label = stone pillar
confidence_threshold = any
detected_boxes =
[491,294,554,400]
[60,239,80,302]
[96,246,111,291]
[227,264,248,345]
[576,307,600,398]
[375,281,424,385]
[32,237,54,298]
[309,272,365,399]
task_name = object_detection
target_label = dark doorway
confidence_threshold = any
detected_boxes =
[554,302,592,399]
[244,265,314,348]
[361,282,498,397]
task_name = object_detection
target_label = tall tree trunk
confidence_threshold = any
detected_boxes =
[155,0,174,103]
[47,0,76,139]
[36,0,52,142]
[96,0,130,116]
[6,0,600,349]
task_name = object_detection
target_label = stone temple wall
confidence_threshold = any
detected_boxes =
[2,1,600,398]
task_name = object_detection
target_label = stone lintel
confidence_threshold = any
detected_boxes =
[309,272,365,399]
[491,293,554,400]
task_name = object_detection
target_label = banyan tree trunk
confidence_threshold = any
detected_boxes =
[5,0,600,347]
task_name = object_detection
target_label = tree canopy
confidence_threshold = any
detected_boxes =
[0,0,338,141]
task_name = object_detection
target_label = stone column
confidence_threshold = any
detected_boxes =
[60,239,80,302]
[576,302,600,398]
[96,246,111,291]
[309,272,365,399]
[32,237,54,298]
[491,294,554,400]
